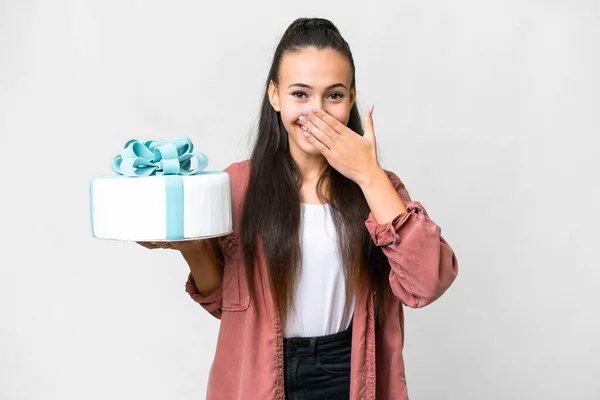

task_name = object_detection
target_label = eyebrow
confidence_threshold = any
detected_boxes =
[288,83,347,90]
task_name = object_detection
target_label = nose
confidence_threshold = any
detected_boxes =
[311,98,324,112]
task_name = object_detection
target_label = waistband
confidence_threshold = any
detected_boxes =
[283,322,352,354]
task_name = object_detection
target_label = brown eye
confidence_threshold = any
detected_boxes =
[292,91,307,98]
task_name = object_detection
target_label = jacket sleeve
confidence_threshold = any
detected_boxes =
[184,236,224,320]
[364,170,459,308]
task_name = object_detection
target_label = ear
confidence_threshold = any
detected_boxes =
[268,80,281,112]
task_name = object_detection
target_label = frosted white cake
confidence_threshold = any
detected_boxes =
[90,136,232,241]
[90,173,232,241]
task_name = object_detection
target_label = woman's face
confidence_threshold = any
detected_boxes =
[268,47,356,157]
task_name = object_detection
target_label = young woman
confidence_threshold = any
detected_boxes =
[139,17,458,400]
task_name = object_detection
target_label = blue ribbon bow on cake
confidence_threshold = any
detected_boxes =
[111,136,208,176]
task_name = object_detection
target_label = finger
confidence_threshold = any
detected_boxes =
[363,105,376,143]
[303,108,340,141]
[298,116,334,150]
[137,241,158,249]
[155,241,174,249]
[302,130,331,155]
[308,106,351,136]
[171,239,204,252]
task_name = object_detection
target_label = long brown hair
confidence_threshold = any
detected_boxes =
[241,17,391,329]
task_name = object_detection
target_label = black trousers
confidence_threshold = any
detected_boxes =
[283,322,352,400]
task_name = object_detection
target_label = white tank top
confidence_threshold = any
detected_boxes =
[283,203,356,338]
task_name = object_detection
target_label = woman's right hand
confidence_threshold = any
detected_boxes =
[136,239,206,254]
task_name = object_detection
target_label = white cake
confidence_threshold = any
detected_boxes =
[90,173,232,241]
[90,136,232,241]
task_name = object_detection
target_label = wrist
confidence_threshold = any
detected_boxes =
[179,240,209,262]
[357,165,387,189]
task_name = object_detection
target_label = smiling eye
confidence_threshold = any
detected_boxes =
[329,92,344,100]
[291,91,307,99]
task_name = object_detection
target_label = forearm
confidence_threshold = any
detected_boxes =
[180,240,224,297]
[361,168,459,308]
[359,166,407,224]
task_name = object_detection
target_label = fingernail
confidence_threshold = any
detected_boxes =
[370,105,375,115]
[300,108,308,116]
[303,131,310,137]
[299,115,307,122]
[309,105,319,114]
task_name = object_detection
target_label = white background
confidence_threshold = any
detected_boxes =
[1,1,599,399]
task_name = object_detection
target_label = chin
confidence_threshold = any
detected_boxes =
[301,143,322,155]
